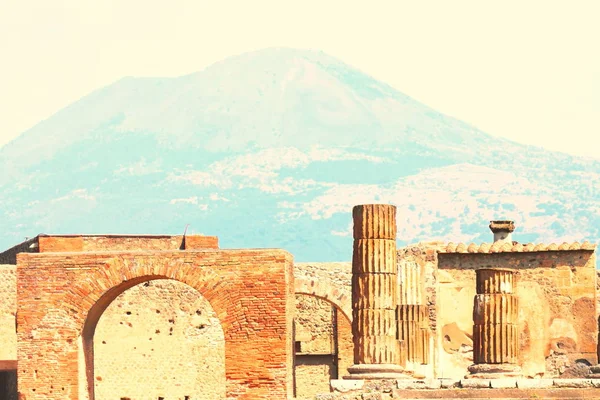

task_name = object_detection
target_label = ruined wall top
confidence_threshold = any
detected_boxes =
[0,234,219,264]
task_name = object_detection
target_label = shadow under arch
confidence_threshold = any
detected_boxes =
[82,275,225,400]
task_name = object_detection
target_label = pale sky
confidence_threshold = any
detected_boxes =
[1,1,599,158]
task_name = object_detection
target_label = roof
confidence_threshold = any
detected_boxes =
[440,241,596,254]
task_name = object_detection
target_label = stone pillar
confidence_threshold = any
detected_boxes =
[345,204,407,379]
[397,304,429,364]
[467,268,521,378]
[397,259,430,365]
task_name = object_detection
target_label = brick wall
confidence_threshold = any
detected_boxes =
[292,264,353,399]
[16,249,294,400]
[80,236,182,251]
[0,234,219,264]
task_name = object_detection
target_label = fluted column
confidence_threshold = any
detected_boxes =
[397,259,431,365]
[397,304,429,364]
[345,204,407,379]
[467,268,521,378]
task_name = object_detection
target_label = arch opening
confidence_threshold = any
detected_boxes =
[82,276,225,400]
[293,293,352,399]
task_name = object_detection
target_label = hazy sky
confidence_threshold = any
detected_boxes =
[1,1,598,158]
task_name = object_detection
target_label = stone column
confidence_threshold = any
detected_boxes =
[345,204,407,379]
[397,304,429,364]
[397,259,430,365]
[467,268,521,378]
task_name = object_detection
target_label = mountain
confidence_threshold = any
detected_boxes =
[1,48,599,261]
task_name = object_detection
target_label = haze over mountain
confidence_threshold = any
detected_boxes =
[1,48,598,261]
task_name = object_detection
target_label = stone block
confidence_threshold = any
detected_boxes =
[395,379,441,390]
[460,379,490,388]
[439,378,459,388]
[331,379,364,393]
[361,394,383,400]
[515,379,553,389]
[489,378,517,388]
[591,379,600,388]
[553,378,592,388]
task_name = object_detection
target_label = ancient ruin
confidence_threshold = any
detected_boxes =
[0,204,599,399]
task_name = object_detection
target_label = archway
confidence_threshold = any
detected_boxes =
[293,291,352,399]
[16,249,293,399]
[294,278,352,322]
[92,279,225,399]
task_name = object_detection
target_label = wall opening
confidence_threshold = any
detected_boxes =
[293,294,352,399]
[85,278,225,400]
[0,369,17,400]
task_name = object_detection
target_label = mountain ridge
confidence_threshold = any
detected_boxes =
[0,48,598,261]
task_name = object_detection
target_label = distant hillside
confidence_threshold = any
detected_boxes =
[1,48,598,261]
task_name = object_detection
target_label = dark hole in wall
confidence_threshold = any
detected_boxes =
[0,370,17,400]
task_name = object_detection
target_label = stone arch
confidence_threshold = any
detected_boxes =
[16,249,293,399]
[293,282,354,398]
[294,278,352,322]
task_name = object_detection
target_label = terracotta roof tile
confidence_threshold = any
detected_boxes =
[439,241,596,254]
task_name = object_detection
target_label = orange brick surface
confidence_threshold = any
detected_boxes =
[16,249,294,399]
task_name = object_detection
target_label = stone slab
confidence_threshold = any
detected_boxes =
[516,378,554,389]
[396,379,441,390]
[392,388,600,399]
[489,378,517,388]
[553,379,592,388]
[331,379,364,392]
[439,378,459,389]
[460,379,490,388]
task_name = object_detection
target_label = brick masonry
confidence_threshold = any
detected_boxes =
[16,249,294,400]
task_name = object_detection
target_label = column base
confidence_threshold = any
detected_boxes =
[466,363,521,379]
[587,365,600,378]
[344,364,411,380]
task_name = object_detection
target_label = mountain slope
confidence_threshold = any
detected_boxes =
[1,48,598,261]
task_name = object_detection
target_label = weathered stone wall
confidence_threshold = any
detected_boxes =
[293,263,353,378]
[397,244,440,377]
[94,280,225,399]
[294,295,335,399]
[293,263,353,400]
[295,295,334,354]
[438,250,597,379]
[293,295,353,399]
[16,249,294,399]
